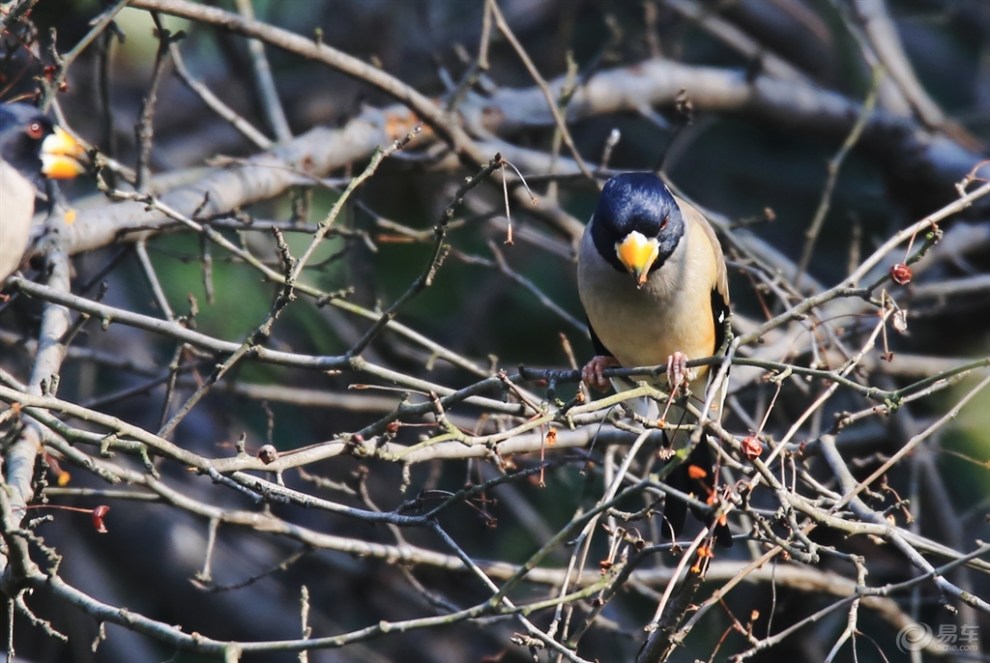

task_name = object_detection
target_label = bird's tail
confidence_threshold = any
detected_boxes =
[659,379,732,548]
[661,435,733,548]
[610,376,732,547]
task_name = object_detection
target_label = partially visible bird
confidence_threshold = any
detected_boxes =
[577,172,733,547]
[1,102,87,282]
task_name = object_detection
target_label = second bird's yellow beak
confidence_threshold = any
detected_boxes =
[40,126,88,179]
[615,230,660,287]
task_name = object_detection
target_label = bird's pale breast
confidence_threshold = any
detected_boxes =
[0,160,36,281]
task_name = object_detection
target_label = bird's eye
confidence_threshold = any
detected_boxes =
[26,121,45,140]
[659,215,669,229]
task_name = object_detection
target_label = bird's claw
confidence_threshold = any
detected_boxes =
[582,355,619,392]
[667,351,693,392]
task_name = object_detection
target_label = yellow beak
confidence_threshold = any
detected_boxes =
[615,230,660,287]
[40,126,88,179]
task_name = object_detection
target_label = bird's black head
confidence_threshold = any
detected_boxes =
[0,102,86,189]
[590,172,685,284]
[0,104,55,188]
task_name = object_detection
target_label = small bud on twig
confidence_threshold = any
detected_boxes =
[257,444,278,465]
[889,263,912,285]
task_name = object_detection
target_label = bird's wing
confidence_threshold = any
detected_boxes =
[677,197,730,350]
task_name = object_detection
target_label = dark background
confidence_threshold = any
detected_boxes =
[1,1,988,661]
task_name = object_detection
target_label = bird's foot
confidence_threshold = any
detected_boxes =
[666,351,694,392]
[581,355,619,392]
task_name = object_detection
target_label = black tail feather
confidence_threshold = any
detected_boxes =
[661,439,733,548]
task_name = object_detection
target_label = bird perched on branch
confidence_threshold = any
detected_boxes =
[577,172,732,547]
[1,102,88,282]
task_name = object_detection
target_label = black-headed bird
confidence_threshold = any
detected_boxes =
[1,102,87,282]
[577,172,732,547]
